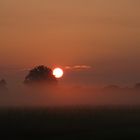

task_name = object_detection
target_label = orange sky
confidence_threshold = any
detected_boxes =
[0,0,140,85]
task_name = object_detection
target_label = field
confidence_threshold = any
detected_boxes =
[0,107,140,139]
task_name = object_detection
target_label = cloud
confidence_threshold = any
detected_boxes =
[65,65,92,70]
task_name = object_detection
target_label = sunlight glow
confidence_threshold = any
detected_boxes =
[53,68,64,78]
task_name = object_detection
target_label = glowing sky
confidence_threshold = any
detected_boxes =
[0,0,140,85]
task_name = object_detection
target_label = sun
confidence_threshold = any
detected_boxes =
[53,68,64,78]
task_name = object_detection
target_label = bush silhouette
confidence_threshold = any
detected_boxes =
[24,65,57,85]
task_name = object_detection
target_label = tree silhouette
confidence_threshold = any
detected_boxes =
[104,85,119,90]
[135,83,140,89]
[24,65,57,85]
[0,79,7,90]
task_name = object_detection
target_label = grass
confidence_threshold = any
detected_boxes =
[0,107,140,139]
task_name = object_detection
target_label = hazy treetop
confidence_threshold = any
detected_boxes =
[24,65,57,85]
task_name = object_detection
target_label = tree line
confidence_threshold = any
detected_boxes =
[0,65,57,90]
[0,65,140,90]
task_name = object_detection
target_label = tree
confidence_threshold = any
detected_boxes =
[135,83,140,89]
[104,85,119,90]
[24,65,57,85]
[0,79,7,90]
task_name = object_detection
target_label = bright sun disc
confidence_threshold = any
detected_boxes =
[53,68,64,78]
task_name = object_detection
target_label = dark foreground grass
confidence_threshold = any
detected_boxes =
[0,107,140,139]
